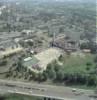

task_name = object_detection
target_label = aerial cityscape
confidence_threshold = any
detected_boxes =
[0,0,96,100]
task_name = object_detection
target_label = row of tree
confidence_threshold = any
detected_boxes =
[43,62,97,86]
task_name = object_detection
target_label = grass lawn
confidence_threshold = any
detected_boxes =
[62,53,95,74]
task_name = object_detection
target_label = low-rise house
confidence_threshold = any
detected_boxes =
[82,49,91,53]
[21,30,35,36]
[0,40,20,50]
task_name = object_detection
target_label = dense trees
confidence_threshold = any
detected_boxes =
[0,60,7,66]
[43,60,97,87]
[4,54,97,89]
[5,55,97,87]
[0,0,95,42]
[56,70,64,81]
[80,41,97,54]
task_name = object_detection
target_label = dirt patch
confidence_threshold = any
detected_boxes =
[35,48,61,70]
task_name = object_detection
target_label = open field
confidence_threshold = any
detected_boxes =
[62,53,95,74]
[35,48,62,70]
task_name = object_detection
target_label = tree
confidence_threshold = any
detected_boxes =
[87,75,97,86]
[59,27,64,33]
[80,42,89,49]
[58,55,63,62]
[37,73,44,82]
[94,55,97,63]
[42,71,48,81]
[46,63,56,80]
[56,70,64,82]
[94,88,97,94]
[16,59,24,72]
[54,63,61,72]
[89,41,97,54]
[48,68,56,80]
[86,62,92,71]
[0,60,7,66]
[27,41,34,46]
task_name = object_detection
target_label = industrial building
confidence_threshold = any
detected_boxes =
[50,34,78,52]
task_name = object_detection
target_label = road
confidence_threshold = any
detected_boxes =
[0,79,96,100]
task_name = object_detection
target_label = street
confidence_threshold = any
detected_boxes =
[0,79,96,100]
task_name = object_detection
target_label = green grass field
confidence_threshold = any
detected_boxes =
[62,53,95,74]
